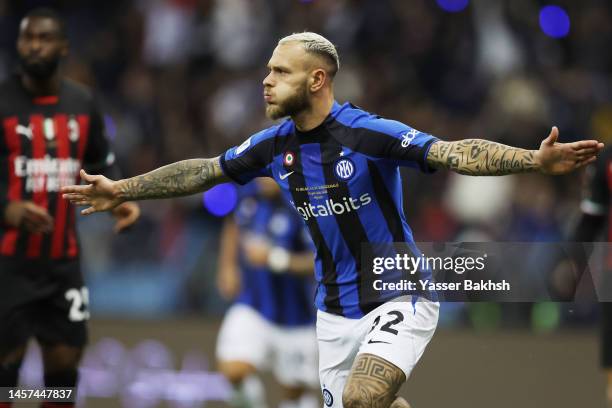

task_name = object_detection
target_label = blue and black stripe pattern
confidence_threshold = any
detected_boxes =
[221,102,438,319]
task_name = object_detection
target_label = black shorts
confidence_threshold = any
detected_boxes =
[0,257,88,350]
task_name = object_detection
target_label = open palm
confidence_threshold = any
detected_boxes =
[61,169,124,215]
[537,127,604,175]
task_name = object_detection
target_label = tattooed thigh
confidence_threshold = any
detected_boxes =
[342,353,406,408]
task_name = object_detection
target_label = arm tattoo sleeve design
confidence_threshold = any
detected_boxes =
[343,353,406,408]
[427,139,538,176]
[116,157,227,200]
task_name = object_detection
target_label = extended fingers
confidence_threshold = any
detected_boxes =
[574,148,601,160]
[575,156,597,169]
[61,184,90,194]
[575,147,599,155]
[570,140,603,150]
[63,196,92,207]
[62,193,87,201]
[62,193,92,207]
[81,206,99,216]
[563,141,602,160]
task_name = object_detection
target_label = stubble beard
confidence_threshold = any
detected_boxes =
[266,82,310,120]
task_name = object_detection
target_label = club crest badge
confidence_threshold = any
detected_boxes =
[322,388,333,407]
[333,157,355,181]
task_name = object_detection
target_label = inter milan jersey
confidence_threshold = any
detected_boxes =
[221,101,437,319]
[0,76,114,260]
[233,184,316,326]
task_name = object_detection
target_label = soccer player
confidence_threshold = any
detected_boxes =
[216,178,318,408]
[62,32,603,407]
[565,146,612,405]
[0,8,140,406]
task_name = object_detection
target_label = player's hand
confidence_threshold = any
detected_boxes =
[61,169,124,215]
[536,127,604,175]
[4,201,54,233]
[111,202,140,233]
[217,267,241,300]
[242,236,271,267]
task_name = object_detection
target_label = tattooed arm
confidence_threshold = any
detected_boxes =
[116,158,227,200]
[61,156,230,215]
[426,127,603,176]
[427,139,537,176]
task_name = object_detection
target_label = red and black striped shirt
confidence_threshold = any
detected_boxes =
[0,76,114,260]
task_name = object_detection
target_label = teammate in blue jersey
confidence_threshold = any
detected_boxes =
[62,32,604,407]
[216,178,318,408]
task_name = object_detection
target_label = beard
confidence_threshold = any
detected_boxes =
[19,56,60,79]
[266,82,310,120]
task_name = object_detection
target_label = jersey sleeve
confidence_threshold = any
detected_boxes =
[219,127,277,185]
[83,99,117,177]
[580,151,609,216]
[336,107,439,172]
[372,119,438,172]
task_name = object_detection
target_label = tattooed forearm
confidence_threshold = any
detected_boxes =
[116,157,228,200]
[427,139,539,176]
[342,354,406,408]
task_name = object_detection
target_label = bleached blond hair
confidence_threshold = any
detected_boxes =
[278,32,340,77]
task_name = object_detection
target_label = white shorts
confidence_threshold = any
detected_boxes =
[216,303,319,388]
[317,298,439,407]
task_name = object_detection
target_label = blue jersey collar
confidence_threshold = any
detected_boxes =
[294,100,343,136]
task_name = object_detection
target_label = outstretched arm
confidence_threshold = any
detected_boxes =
[116,157,227,200]
[62,156,229,215]
[427,127,603,176]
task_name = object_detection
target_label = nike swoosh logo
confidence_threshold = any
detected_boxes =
[279,171,294,180]
[367,339,390,344]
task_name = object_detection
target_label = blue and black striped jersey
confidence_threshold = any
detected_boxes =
[221,101,437,319]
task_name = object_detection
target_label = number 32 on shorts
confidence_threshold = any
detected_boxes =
[64,287,90,322]
[368,311,404,344]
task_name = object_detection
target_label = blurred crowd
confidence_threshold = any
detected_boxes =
[1,0,610,326]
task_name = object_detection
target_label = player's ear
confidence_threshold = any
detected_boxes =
[310,68,326,93]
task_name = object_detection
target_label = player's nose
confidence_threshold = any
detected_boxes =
[28,38,42,52]
[262,72,273,87]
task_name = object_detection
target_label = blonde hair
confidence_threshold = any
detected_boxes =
[278,32,340,77]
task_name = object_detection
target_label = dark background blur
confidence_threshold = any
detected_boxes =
[1,0,610,406]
